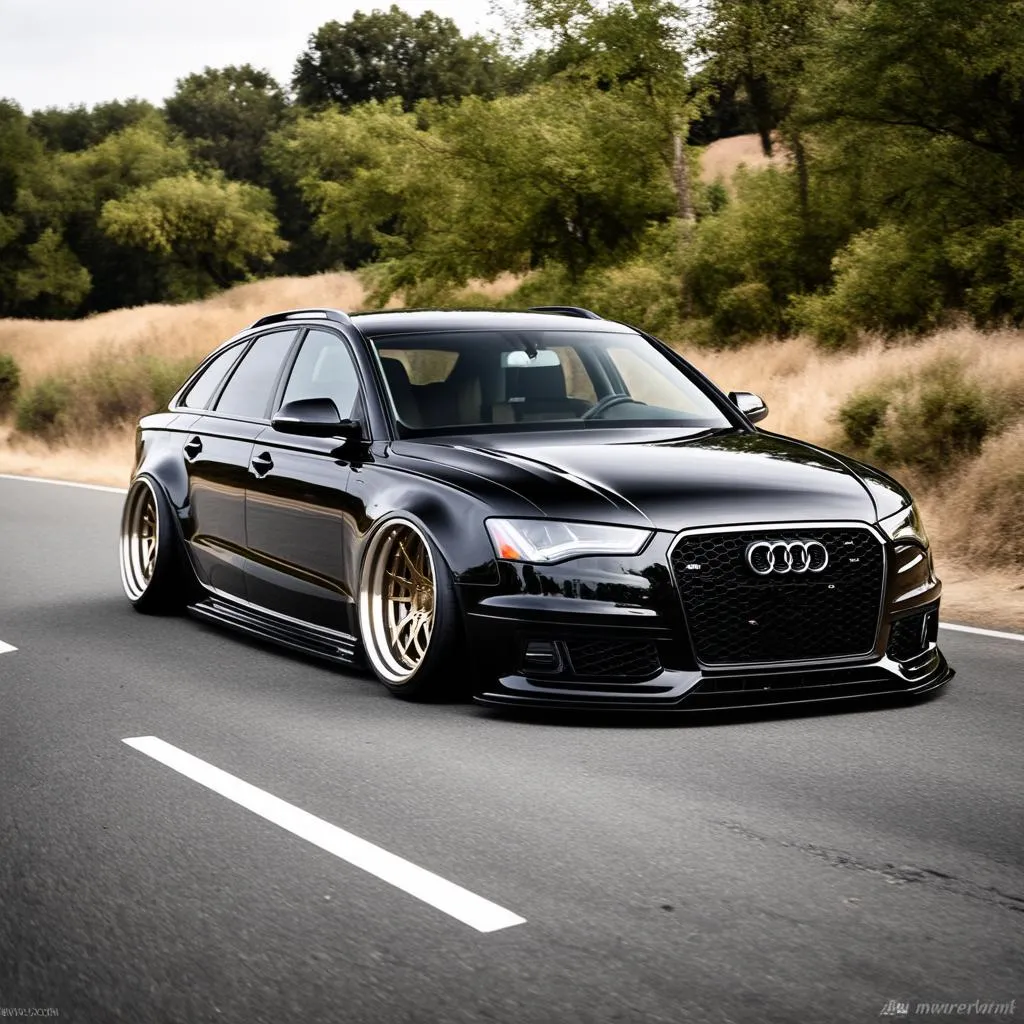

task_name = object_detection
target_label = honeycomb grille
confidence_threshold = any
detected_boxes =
[564,640,662,679]
[670,527,884,666]
[887,612,927,662]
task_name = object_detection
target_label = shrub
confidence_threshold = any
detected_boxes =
[836,358,1005,476]
[13,352,194,441]
[711,282,779,345]
[0,353,20,416]
[792,224,946,348]
[837,391,889,450]
[15,378,72,439]
[934,423,1024,569]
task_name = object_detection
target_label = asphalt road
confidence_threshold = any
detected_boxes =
[1,475,1021,1024]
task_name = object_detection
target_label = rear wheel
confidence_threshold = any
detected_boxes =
[358,519,464,700]
[119,476,187,614]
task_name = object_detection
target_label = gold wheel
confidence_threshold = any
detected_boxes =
[360,520,437,685]
[120,479,159,601]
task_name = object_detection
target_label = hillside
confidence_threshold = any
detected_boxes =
[0,272,1020,628]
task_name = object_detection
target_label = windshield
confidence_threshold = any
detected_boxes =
[370,329,734,434]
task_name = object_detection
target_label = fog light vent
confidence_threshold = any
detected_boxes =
[522,640,562,674]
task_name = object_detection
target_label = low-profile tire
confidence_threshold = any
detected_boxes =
[119,475,188,614]
[358,518,466,701]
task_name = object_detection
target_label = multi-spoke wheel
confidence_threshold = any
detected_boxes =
[359,519,462,699]
[119,476,187,613]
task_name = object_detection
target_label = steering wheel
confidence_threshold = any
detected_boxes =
[581,394,643,420]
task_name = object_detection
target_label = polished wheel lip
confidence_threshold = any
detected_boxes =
[359,519,437,685]
[119,477,159,601]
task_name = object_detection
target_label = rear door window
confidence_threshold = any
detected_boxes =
[215,330,298,420]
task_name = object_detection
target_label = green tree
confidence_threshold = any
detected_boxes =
[99,171,286,299]
[293,6,507,109]
[164,65,289,183]
[29,99,158,152]
[696,0,827,157]
[0,100,47,314]
[13,119,194,314]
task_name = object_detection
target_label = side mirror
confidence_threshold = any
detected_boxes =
[272,398,361,439]
[728,391,769,424]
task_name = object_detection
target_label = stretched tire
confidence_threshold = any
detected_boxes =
[358,518,465,700]
[119,476,188,614]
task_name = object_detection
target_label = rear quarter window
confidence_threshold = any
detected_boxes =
[181,343,245,410]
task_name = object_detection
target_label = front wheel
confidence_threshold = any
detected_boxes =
[358,519,465,700]
[119,476,187,614]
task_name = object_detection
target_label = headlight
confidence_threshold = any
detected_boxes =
[878,502,929,547]
[486,518,652,563]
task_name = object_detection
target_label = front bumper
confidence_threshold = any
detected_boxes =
[461,527,952,711]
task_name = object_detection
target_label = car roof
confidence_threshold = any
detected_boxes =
[349,309,638,337]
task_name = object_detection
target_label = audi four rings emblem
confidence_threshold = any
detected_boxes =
[746,539,829,575]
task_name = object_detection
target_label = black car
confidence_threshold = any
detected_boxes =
[118,305,952,710]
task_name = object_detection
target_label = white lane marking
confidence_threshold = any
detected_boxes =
[123,736,526,934]
[0,473,126,494]
[0,641,17,655]
[940,622,1023,642]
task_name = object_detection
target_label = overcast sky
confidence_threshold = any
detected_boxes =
[0,0,501,112]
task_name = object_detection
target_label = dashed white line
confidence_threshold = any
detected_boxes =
[0,641,17,655]
[0,473,126,494]
[122,736,526,934]
[940,622,1023,642]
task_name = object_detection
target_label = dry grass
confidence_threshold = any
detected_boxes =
[680,326,1024,448]
[1,277,1021,628]
[0,272,372,385]
[699,133,788,186]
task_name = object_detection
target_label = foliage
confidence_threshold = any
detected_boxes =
[14,353,195,440]
[695,0,830,155]
[836,359,1007,476]
[0,353,20,416]
[165,65,289,184]
[15,377,71,438]
[293,6,507,109]
[29,99,157,153]
[99,172,286,299]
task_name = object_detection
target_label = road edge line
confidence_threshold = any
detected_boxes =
[0,473,126,494]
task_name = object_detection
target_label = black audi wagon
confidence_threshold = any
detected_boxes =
[119,306,952,709]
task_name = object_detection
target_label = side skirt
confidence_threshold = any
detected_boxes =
[189,594,363,668]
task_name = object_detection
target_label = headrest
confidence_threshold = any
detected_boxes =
[507,363,568,401]
[380,356,413,392]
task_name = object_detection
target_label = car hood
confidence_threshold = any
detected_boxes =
[397,429,892,531]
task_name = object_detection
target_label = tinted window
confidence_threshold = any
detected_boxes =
[216,330,298,419]
[281,329,360,418]
[182,343,244,410]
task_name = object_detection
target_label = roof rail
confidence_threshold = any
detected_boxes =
[527,305,603,320]
[249,308,353,329]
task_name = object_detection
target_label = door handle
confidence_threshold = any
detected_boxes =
[183,436,203,460]
[251,451,274,477]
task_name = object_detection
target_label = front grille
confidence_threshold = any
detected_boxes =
[564,640,662,679]
[670,527,885,666]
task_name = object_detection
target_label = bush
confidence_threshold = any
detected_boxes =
[792,224,946,348]
[0,353,20,416]
[935,423,1024,569]
[15,378,72,439]
[836,358,1005,476]
[711,282,780,344]
[13,352,194,441]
